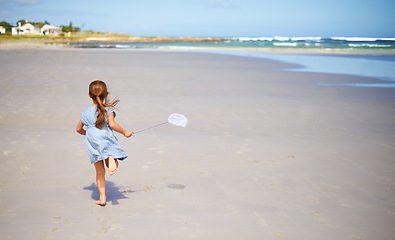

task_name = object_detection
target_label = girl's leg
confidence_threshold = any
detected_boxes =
[106,156,118,176]
[94,160,106,206]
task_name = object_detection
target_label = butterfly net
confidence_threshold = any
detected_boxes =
[168,113,188,127]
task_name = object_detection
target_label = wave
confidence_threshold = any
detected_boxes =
[290,37,322,41]
[115,44,130,48]
[236,37,273,42]
[273,42,298,47]
[273,36,290,41]
[348,43,392,48]
[233,36,395,43]
[330,37,395,42]
[70,35,395,51]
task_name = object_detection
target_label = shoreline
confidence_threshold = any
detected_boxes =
[2,41,394,85]
[1,39,395,56]
[159,46,395,56]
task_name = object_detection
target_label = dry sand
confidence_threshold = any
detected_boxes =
[0,47,394,240]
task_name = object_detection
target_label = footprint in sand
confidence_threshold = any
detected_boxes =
[273,232,283,237]
[96,219,120,235]
[310,211,320,216]
[144,184,153,191]
[264,159,276,163]
[227,209,239,214]
[150,143,167,154]
[51,216,73,226]
[121,185,134,194]
[168,184,186,190]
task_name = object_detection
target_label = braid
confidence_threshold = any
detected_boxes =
[89,80,119,129]
[95,95,107,129]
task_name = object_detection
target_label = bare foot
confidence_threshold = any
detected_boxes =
[96,198,106,206]
[108,156,118,176]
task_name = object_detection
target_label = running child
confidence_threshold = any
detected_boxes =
[76,80,133,206]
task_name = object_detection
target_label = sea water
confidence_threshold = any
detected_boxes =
[70,36,395,50]
[70,37,395,87]
[205,50,395,88]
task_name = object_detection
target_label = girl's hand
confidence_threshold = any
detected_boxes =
[124,130,133,138]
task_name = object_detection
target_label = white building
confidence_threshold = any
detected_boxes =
[41,24,62,35]
[0,26,5,34]
[12,22,40,35]
[12,21,62,36]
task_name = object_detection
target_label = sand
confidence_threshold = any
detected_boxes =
[0,47,394,240]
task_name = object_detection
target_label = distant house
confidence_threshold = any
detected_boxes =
[41,24,62,35]
[12,22,40,35]
[12,21,63,36]
[0,26,5,34]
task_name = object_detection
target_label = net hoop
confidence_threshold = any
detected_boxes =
[168,113,188,127]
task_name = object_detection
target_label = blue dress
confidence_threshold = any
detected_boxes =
[81,106,128,164]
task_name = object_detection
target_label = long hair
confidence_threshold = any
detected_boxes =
[89,80,119,129]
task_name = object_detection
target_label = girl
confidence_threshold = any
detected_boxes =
[76,80,133,206]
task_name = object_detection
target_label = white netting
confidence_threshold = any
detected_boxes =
[168,113,188,127]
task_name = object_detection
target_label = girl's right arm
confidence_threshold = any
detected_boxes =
[107,113,133,138]
[76,120,86,135]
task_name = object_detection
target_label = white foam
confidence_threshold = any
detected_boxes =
[331,37,395,42]
[290,37,322,41]
[348,43,392,48]
[232,36,395,43]
[273,36,290,41]
[115,44,130,48]
[236,37,273,42]
[273,42,298,47]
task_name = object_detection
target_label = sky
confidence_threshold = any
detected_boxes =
[1,0,394,37]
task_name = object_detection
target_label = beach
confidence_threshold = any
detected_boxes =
[0,46,394,239]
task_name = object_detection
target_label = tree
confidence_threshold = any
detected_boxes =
[17,20,27,26]
[0,21,12,28]
[61,21,80,32]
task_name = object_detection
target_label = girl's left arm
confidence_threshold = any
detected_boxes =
[76,120,86,135]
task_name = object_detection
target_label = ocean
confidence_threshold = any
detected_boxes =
[70,37,395,88]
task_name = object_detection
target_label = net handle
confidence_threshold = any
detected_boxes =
[132,121,168,134]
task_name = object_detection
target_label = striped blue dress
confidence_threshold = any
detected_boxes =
[81,106,128,164]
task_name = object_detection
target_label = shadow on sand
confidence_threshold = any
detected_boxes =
[83,182,186,205]
[83,181,132,205]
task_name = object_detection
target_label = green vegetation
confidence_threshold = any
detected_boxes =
[61,21,81,33]
[0,21,12,28]
[0,31,137,43]
[0,21,13,33]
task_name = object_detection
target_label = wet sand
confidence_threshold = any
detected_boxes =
[0,48,394,239]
